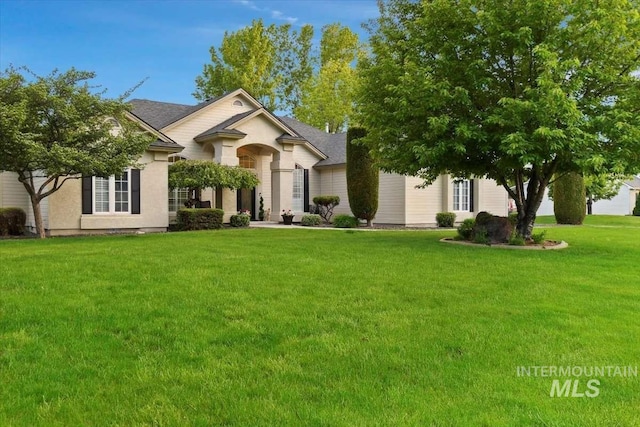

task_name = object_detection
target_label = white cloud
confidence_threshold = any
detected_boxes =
[233,0,300,25]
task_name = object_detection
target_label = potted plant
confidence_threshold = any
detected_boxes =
[281,209,294,225]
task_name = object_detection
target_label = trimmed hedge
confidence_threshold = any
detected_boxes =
[301,214,322,226]
[176,208,224,231]
[230,213,250,227]
[333,214,359,228]
[634,193,640,216]
[436,212,456,227]
[554,172,586,224]
[0,207,27,236]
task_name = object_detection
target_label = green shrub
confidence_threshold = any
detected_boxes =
[313,195,340,223]
[531,231,546,244]
[333,214,359,228]
[633,193,640,216]
[457,218,475,240]
[473,229,489,245]
[508,234,526,246]
[230,213,250,227]
[176,208,224,231]
[554,172,586,224]
[300,214,322,226]
[0,207,27,236]
[436,212,456,227]
[508,211,518,226]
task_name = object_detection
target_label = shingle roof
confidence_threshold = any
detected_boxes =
[277,117,346,166]
[126,110,183,152]
[129,95,225,129]
[625,176,640,189]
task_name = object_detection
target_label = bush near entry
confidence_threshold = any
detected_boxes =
[176,208,224,231]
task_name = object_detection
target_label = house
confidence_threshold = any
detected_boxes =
[534,176,640,216]
[0,89,508,235]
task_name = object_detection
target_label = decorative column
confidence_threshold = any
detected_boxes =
[213,140,240,222]
[270,145,295,220]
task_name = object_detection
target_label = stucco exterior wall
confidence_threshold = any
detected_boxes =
[163,95,254,160]
[46,150,169,235]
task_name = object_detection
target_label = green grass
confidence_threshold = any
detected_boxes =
[1,218,639,426]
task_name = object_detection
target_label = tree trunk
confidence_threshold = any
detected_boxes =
[366,218,372,227]
[29,194,46,239]
[516,208,536,240]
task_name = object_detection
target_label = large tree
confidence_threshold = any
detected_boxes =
[358,0,640,238]
[193,19,314,112]
[0,67,153,238]
[295,24,362,132]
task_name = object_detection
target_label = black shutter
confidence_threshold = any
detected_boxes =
[82,176,92,214]
[303,169,310,212]
[469,179,475,212]
[237,188,242,212]
[131,169,141,214]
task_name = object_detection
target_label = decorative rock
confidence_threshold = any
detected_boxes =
[473,211,513,243]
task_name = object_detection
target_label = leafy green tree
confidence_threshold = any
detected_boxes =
[347,127,378,226]
[553,172,586,224]
[295,24,362,132]
[194,19,314,112]
[357,0,640,238]
[0,67,153,238]
[168,160,259,197]
[295,60,358,133]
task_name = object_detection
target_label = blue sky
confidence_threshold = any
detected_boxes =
[0,0,378,105]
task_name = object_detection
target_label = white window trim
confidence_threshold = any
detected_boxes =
[93,170,131,215]
[453,179,470,212]
[292,165,304,212]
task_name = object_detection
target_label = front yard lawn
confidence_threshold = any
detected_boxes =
[1,219,639,425]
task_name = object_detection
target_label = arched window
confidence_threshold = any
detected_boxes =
[233,100,244,107]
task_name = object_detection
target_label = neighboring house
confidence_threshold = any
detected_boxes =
[534,176,640,216]
[0,89,508,235]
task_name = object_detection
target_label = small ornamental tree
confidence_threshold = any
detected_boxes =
[633,193,640,216]
[0,67,154,238]
[553,172,586,225]
[168,160,259,201]
[313,195,340,223]
[346,127,378,227]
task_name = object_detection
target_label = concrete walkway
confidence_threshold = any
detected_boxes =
[249,221,446,231]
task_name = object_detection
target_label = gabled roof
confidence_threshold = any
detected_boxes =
[128,99,195,129]
[624,176,640,189]
[125,111,183,153]
[278,117,346,167]
[194,110,256,140]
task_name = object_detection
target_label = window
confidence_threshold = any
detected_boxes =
[233,100,243,106]
[169,188,190,212]
[94,172,130,214]
[292,165,304,212]
[168,155,190,212]
[453,179,470,211]
[238,154,256,169]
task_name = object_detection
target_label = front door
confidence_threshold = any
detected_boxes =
[237,188,257,220]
